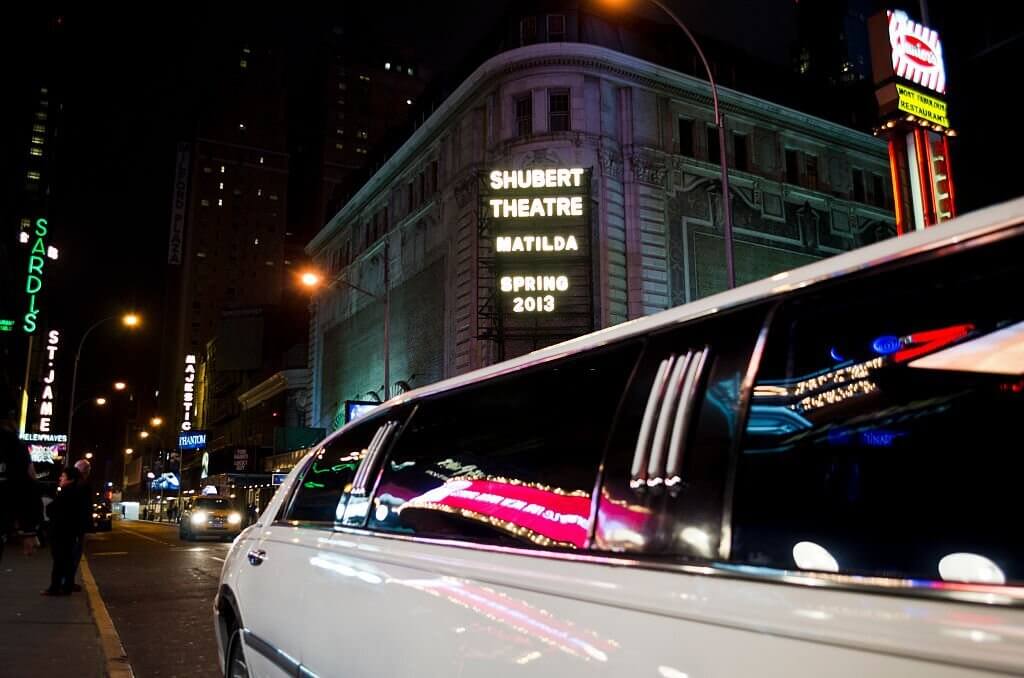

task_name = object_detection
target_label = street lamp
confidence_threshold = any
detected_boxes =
[139,430,150,439]
[598,0,736,289]
[150,416,163,427]
[95,397,107,406]
[85,452,93,460]
[301,242,391,399]
[113,381,127,391]
[125,448,134,455]
[67,313,141,461]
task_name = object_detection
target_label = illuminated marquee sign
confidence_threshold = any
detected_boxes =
[895,84,949,127]
[0,319,14,332]
[19,218,59,333]
[178,430,207,450]
[36,330,61,433]
[20,432,68,443]
[481,168,593,352]
[181,354,196,431]
[887,10,945,94]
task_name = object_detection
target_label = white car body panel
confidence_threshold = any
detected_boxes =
[291,531,1024,677]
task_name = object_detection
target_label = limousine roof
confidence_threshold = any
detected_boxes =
[376,196,1024,411]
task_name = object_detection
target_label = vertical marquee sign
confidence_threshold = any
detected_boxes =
[481,168,593,356]
[181,354,197,431]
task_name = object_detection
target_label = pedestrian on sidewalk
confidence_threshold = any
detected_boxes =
[68,458,93,592]
[1,402,41,564]
[43,466,83,596]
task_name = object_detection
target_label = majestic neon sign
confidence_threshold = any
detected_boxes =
[37,330,61,433]
[181,354,197,431]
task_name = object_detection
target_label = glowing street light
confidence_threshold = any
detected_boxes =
[113,381,127,391]
[95,397,107,406]
[150,416,163,427]
[300,270,321,289]
[125,448,134,455]
[139,430,150,439]
[122,313,140,327]
[84,452,94,460]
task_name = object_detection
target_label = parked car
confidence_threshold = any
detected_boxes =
[216,198,1024,677]
[179,496,242,541]
[90,499,112,532]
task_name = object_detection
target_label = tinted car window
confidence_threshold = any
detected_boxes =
[367,342,641,548]
[733,233,1024,584]
[285,422,381,524]
[194,498,231,509]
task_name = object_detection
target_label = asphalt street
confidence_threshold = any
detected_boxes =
[85,520,232,678]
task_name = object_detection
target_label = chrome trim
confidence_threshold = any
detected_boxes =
[666,346,709,484]
[647,352,692,481]
[353,424,388,492]
[325,523,1024,608]
[241,628,301,676]
[630,356,674,488]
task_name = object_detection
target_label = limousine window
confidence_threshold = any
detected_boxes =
[733,235,1024,585]
[284,421,382,524]
[366,342,641,548]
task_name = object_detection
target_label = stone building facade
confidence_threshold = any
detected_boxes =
[306,42,895,431]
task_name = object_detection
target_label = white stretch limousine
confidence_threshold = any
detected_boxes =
[216,198,1024,678]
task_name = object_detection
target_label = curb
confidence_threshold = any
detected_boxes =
[81,557,135,678]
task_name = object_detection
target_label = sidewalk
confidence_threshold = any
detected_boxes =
[0,541,107,677]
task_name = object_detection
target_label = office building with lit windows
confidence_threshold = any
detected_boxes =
[306,39,896,433]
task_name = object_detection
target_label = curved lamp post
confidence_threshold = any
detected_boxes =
[66,313,139,462]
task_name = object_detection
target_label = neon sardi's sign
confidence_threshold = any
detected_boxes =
[485,168,591,320]
[19,217,60,333]
[181,354,197,431]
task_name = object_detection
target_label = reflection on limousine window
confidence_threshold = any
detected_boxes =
[733,241,1024,584]
[368,342,641,547]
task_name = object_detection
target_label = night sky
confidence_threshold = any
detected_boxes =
[1,1,1019,466]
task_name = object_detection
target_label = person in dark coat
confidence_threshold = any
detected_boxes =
[1,405,41,563]
[43,467,82,596]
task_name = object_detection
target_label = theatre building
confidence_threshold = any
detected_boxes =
[306,42,896,431]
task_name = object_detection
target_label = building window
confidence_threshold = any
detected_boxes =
[218,182,224,191]
[408,182,415,213]
[32,124,46,133]
[356,147,367,155]
[852,168,865,202]
[513,94,532,137]
[220,166,226,174]
[335,143,344,151]
[678,118,694,157]
[785,149,800,185]
[733,132,749,172]
[547,14,566,41]
[239,59,248,70]
[385,62,391,70]
[707,125,720,165]
[520,16,537,45]
[29,148,43,157]
[259,156,265,164]
[35,112,47,120]
[357,130,368,139]
[26,171,40,181]
[200,199,210,207]
[549,89,570,132]
[359,74,370,82]
[430,160,438,194]
[871,174,885,208]
[31,136,44,145]
[805,154,818,190]
[217,198,223,207]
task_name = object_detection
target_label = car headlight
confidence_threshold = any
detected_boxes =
[227,512,242,525]
[191,511,208,526]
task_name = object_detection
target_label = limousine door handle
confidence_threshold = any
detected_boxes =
[247,549,267,566]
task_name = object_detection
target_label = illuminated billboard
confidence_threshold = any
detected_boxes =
[178,430,207,450]
[481,167,593,354]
